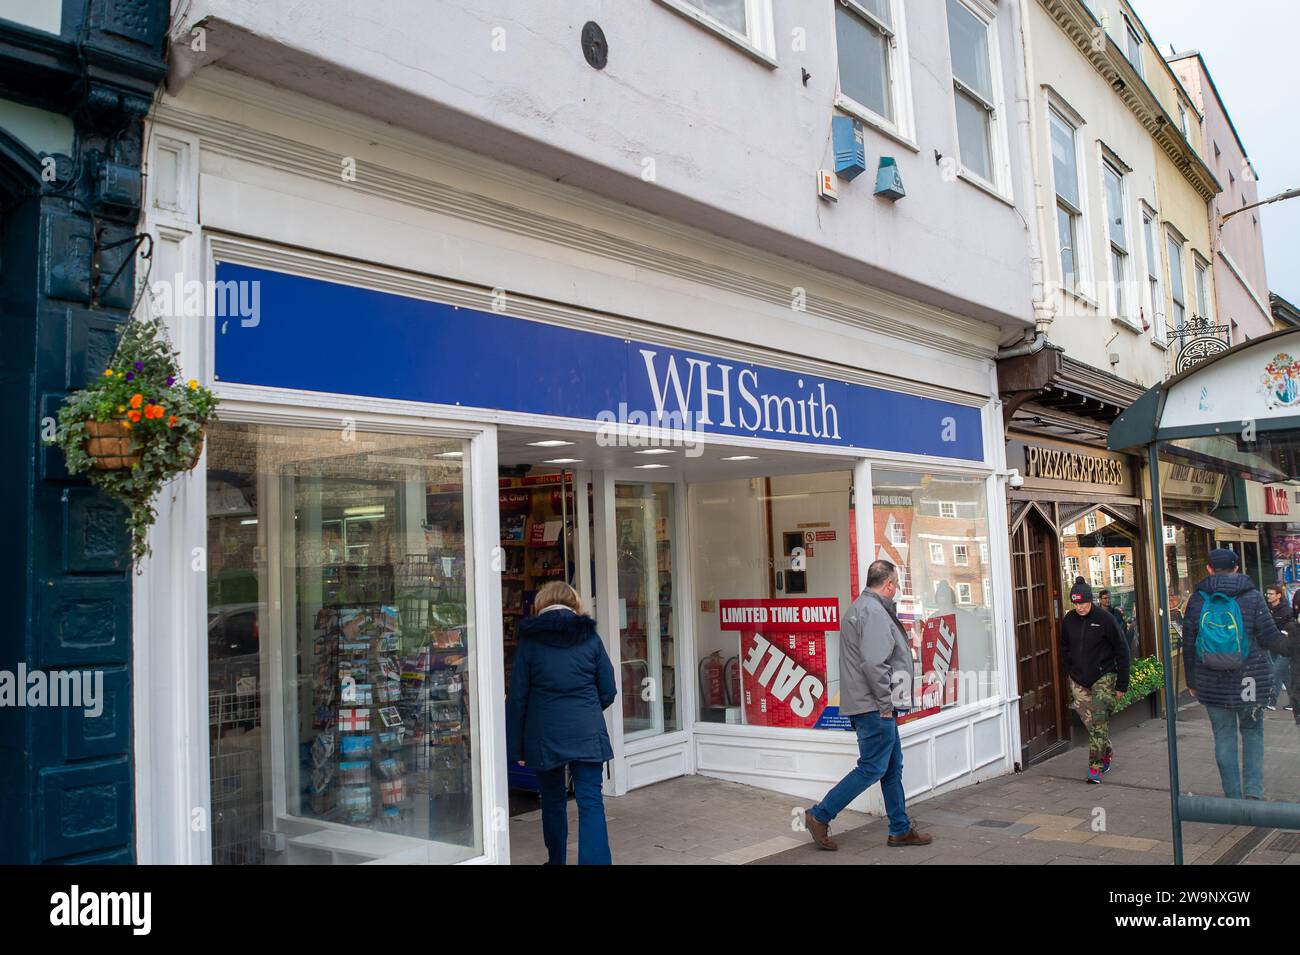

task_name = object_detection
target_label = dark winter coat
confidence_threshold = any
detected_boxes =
[1268,598,1300,656]
[1184,573,1286,708]
[1061,605,1130,693]
[506,607,617,771]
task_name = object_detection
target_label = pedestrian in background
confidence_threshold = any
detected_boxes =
[1098,588,1136,657]
[1062,577,1130,783]
[803,559,931,851]
[1185,550,1287,800]
[507,581,617,864]
[1264,583,1297,716]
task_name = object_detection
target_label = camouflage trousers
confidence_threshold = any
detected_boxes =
[1069,672,1117,771]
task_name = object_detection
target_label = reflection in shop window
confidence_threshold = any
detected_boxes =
[876,468,999,721]
[1109,553,1127,586]
[206,421,481,865]
[953,544,969,566]
[1089,554,1104,587]
[1065,555,1080,579]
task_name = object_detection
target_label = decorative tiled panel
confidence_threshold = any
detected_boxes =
[36,577,131,667]
[62,486,130,573]
[32,666,131,763]
[38,757,133,861]
[70,308,126,389]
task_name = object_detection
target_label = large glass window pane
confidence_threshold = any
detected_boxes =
[873,469,999,721]
[1057,205,1077,288]
[617,482,679,738]
[207,421,480,864]
[946,0,992,101]
[836,3,892,120]
[1050,110,1079,209]
[954,88,992,180]
[1104,164,1126,250]
[686,0,747,34]
[691,471,853,729]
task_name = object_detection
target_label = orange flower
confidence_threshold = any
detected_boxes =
[129,394,143,409]
[167,415,178,428]
[127,410,142,423]
[154,404,166,418]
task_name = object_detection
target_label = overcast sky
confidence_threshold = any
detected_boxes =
[1133,0,1299,306]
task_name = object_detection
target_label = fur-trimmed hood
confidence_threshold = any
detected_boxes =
[518,607,598,647]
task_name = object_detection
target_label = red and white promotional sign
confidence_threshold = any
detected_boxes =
[899,613,959,726]
[720,598,839,729]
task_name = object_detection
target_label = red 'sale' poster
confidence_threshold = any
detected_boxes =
[899,613,960,725]
[720,598,839,729]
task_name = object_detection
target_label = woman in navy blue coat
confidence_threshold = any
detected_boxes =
[507,581,617,864]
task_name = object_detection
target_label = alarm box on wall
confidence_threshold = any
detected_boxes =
[831,115,867,181]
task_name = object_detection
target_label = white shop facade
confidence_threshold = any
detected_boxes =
[135,72,1021,866]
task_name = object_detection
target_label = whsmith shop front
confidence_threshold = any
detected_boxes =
[132,74,1023,866]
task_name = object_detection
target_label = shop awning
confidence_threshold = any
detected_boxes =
[1165,509,1259,544]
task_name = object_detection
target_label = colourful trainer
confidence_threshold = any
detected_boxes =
[1102,753,1113,774]
[1087,766,1102,784]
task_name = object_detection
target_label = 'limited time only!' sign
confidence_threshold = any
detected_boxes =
[720,598,839,729]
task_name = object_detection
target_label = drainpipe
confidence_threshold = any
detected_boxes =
[1013,0,1056,335]
[996,329,1050,360]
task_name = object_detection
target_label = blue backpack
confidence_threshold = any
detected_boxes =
[1194,591,1249,671]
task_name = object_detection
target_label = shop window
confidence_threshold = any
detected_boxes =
[953,544,969,566]
[876,468,999,719]
[616,482,679,739]
[690,470,852,729]
[206,421,480,865]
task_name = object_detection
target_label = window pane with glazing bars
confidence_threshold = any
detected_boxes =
[947,0,992,100]
[1057,205,1077,288]
[1050,110,1079,209]
[1103,163,1126,251]
[954,89,992,180]
[1168,235,1185,330]
[836,2,892,120]
[686,0,747,34]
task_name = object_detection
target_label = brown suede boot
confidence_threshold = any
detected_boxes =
[887,828,933,847]
[804,810,838,851]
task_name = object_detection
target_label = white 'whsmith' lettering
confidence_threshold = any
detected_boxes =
[639,350,842,440]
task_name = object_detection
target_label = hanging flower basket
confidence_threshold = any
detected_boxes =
[47,315,218,564]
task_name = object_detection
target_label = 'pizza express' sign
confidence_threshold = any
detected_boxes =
[1008,439,1131,492]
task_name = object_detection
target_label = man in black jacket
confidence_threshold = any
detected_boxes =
[1264,584,1298,722]
[1061,577,1130,783]
[1185,550,1287,800]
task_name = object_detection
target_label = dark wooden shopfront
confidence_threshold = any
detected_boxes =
[999,351,1148,767]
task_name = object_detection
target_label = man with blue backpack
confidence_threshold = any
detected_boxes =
[1184,548,1290,801]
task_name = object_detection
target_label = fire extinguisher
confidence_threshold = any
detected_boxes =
[724,655,742,707]
[699,652,727,708]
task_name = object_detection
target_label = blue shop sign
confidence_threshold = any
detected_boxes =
[213,264,984,461]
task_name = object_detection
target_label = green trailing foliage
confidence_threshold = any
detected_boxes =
[47,315,218,564]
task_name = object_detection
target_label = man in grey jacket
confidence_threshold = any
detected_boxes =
[803,559,932,850]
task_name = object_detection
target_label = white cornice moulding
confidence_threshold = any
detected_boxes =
[152,70,1004,362]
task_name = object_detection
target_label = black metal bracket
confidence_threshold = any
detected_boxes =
[92,229,152,308]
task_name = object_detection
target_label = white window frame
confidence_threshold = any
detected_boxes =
[1193,252,1213,321]
[983,578,991,603]
[979,542,989,564]
[1167,228,1188,335]
[1122,15,1144,77]
[899,564,913,596]
[1109,553,1126,586]
[1178,102,1189,139]
[1163,524,1177,544]
[956,582,973,605]
[1100,149,1136,325]
[1065,556,1080,580]
[1141,202,1166,343]
[1046,95,1093,299]
[655,0,777,65]
[887,518,906,546]
[940,500,957,518]
[929,542,946,565]
[1084,514,1098,533]
[944,0,1013,200]
[953,544,969,566]
[832,0,917,147]
[1089,554,1104,588]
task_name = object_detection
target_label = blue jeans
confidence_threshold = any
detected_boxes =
[535,761,611,865]
[1269,653,1291,702]
[809,712,911,837]
[1204,704,1265,800]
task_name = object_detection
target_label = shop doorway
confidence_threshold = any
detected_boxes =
[1012,507,1068,765]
